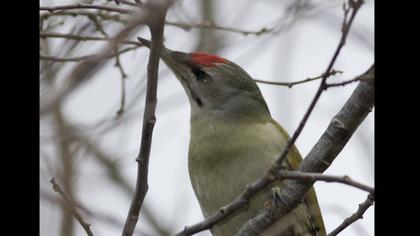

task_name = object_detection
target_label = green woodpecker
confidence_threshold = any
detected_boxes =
[140,38,325,235]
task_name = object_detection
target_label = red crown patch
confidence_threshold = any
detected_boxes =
[190,52,227,67]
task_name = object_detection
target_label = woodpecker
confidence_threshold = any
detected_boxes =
[138,37,326,236]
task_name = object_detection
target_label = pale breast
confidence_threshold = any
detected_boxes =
[188,120,289,235]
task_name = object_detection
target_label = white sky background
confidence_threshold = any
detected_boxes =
[40,0,374,235]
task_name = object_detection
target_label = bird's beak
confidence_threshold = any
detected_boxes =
[137,37,191,81]
[137,37,204,107]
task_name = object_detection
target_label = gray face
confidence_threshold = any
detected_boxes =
[162,50,264,109]
[160,48,271,122]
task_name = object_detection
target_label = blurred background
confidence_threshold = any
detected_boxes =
[40,0,374,235]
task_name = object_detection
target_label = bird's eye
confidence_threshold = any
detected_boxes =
[191,67,211,83]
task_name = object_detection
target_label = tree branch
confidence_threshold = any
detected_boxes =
[50,178,94,236]
[122,1,172,236]
[327,193,374,236]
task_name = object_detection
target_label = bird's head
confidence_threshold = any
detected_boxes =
[138,37,271,122]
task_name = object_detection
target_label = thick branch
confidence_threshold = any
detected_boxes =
[121,2,171,236]
[327,193,374,236]
[237,64,374,235]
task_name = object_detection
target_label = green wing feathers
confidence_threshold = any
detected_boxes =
[270,119,326,236]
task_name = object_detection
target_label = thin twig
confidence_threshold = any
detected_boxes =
[165,20,271,36]
[326,77,365,88]
[40,4,133,14]
[327,193,374,236]
[254,69,342,88]
[40,11,126,24]
[40,32,141,46]
[115,47,128,116]
[50,178,94,236]
[122,2,172,236]
[40,11,271,36]
[87,14,109,37]
[40,190,149,236]
[39,46,140,62]
[275,170,374,194]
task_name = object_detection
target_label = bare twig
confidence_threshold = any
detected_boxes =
[165,20,271,36]
[275,170,374,194]
[41,11,271,36]
[41,190,149,236]
[50,178,94,236]
[115,46,128,116]
[174,1,365,235]
[326,77,365,88]
[122,2,172,236]
[39,46,140,62]
[40,11,126,24]
[254,69,342,88]
[327,193,374,236]
[40,4,133,14]
[40,32,141,46]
